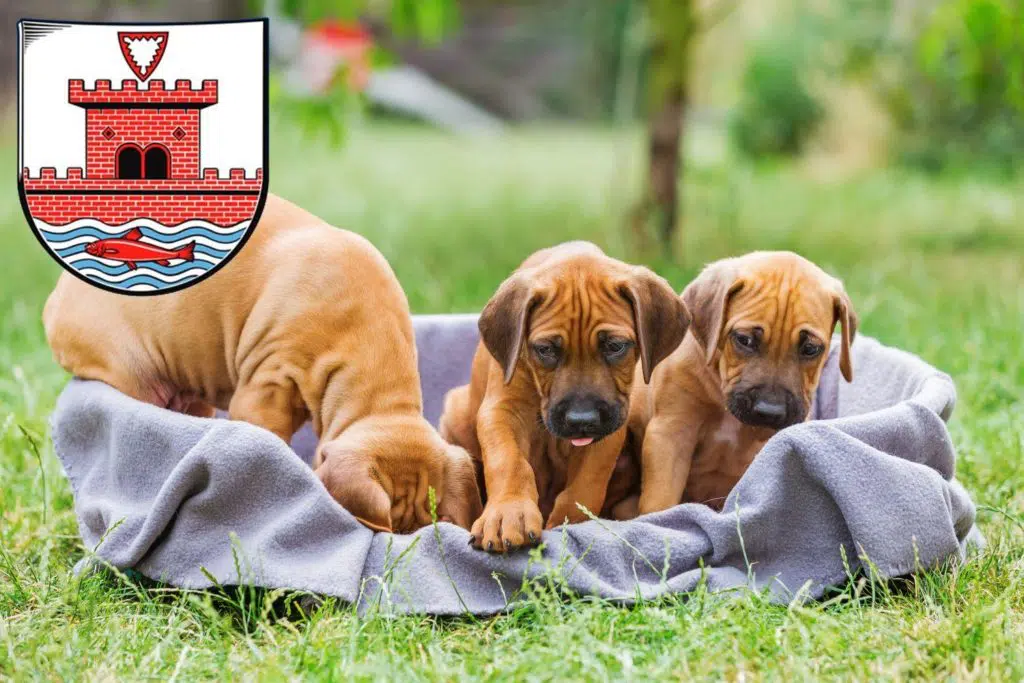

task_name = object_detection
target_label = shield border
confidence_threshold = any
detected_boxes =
[16,17,270,297]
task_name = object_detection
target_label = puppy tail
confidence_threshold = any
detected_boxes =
[176,241,196,262]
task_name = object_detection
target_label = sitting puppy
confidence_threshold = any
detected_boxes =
[439,242,689,551]
[43,194,481,534]
[628,251,857,514]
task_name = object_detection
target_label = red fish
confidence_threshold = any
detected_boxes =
[84,228,195,270]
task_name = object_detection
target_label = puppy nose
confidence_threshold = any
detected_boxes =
[752,399,787,421]
[564,407,602,432]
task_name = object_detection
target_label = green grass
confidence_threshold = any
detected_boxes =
[2,122,1024,680]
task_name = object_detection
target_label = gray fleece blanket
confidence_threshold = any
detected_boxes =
[51,314,980,614]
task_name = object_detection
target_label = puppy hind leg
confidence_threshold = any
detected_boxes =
[182,399,217,419]
[439,385,480,457]
[440,385,487,507]
[228,379,306,444]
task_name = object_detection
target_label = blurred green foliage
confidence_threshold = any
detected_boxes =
[263,0,459,145]
[729,36,824,159]
[884,0,1024,173]
[584,0,648,121]
[730,0,1024,172]
[268,71,363,148]
[267,0,459,42]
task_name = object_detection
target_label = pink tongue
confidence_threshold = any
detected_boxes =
[570,437,594,447]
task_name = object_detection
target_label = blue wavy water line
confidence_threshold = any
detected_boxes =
[69,258,215,277]
[56,242,233,259]
[41,225,247,244]
[81,272,202,290]
[194,244,235,258]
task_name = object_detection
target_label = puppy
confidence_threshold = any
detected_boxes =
[439,242,689,551]
[43,194,481,534]
[628,251,857,513]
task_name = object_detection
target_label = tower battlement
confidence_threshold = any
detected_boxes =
[69,79,218,107]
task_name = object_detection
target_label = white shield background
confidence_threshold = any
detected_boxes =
[18,20,267,295]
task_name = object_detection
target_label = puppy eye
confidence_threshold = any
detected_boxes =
[531,341,561,368]
[731,331,757,353]
[600,338,633,361]
[799,340,825,359]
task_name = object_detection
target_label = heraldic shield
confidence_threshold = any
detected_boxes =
[18,19,268,295]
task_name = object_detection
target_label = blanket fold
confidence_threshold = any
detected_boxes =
[51,314,980,614]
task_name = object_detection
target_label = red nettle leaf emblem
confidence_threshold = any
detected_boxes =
[117,31,168,81]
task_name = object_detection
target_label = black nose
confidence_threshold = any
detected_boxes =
[547,393,623,440]
[563,406,601,433]
[727,385,804,430]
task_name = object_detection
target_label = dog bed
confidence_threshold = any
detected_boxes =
[51,314,981,614]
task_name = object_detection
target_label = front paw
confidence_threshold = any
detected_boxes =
[469,498,543,552]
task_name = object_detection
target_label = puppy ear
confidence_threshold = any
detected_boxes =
[832,282,858,383]
[478,273,541,384]
[681,260,744,365]
[620,268,690,383]
[316,444,393,533]
[435,445,483,530]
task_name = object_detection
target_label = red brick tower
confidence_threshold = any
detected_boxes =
[69,78,217,180]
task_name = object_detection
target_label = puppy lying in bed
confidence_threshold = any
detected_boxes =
[439,242,689,552]
[43,194,481,534]
[626,251,857,514]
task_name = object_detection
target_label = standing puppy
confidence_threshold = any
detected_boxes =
[630,251,857,513]
[440,242,689,552]
[44,194,481,534]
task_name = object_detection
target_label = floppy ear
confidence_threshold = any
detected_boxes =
[681,260,744,365]
[315,444,393,533]
[832,282,858,383]
[620,268,690,383]
[478,273,541,384]
[435,445,483,530]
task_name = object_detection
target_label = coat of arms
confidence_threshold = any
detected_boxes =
[18,19,268,294]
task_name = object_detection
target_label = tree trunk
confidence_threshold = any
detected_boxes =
[631,0,695,257]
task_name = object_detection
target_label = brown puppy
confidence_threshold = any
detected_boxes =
[43,194,481,534]
[628,251,857,513]
[439,242,688,551]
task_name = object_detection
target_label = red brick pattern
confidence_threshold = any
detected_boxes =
[84,108,202,179]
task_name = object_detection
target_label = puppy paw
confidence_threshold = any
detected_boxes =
[469,498,543,552]
[545,494,592,529]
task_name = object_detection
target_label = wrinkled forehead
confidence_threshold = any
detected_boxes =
[529,265,634,340]
[727,263,835,340]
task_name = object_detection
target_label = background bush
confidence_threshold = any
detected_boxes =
[729,36,824,159]
[881,0,1024,174]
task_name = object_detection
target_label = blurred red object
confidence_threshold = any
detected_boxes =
[302,20,373,92]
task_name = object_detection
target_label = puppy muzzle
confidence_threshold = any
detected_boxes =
[727,385,806,430]
[545,393,624,445]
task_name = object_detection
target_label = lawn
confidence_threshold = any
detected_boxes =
[2,121,1024,680]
